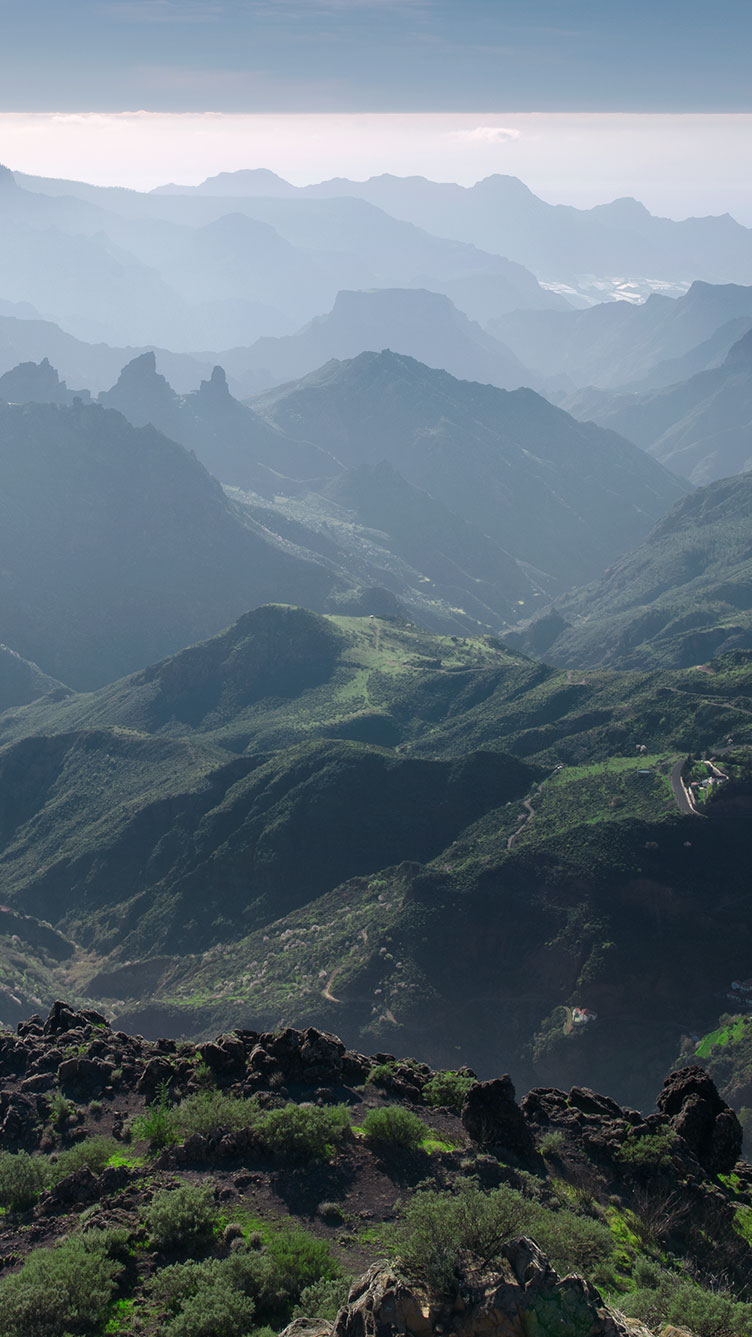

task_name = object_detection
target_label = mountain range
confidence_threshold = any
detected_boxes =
[493,281,752,389]
[152,168,752,292]
[563,327,752,484]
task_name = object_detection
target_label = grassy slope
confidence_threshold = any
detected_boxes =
[0,608,751,1109]
[513,474,752,671]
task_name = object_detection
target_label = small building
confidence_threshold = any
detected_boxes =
[571,1006,598,1026]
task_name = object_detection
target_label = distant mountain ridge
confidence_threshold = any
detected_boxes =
[149,168,752,291]
[509,471,752,669]
[218,287,535,393]
[492,281,752,389]
[563,326,752,485]
[252,349,688,592]
[0,399,339,688]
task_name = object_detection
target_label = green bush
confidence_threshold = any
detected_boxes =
[395,1181,527,1292]
[172,1091,261,1140]
[257,1104,351,1163]
[0,1151,44,1212]
[293,1276,351,1321]
[47,1136,120,1185]
[143,1185,219,1254]
[615,1129,675,1174]
[165,1284,256,1337]
[423,1071,475,1112]
[367,1063,396,1088]
[131,1084,177,1150]
[618,1270,752,1337]
[361,1106,427,1150]
[393,1178,614,1296]
[0,1233,122,1337]
[529,1206,613,1278]
[264,1226,339,1318]
[538,1129,565,1158]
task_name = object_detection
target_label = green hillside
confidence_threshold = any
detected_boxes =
[510,473,752,670]
[0,606,751,1111]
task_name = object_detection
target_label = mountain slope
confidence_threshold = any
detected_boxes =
[0,400,338,688]
[513,472,752,669]
[1,607,752,1108]
[216,287,534,393]
[252,350,688,592]
[493,281,752,389]
[99,353,338,492]
[564,327,752,485]
[303,172,752,289]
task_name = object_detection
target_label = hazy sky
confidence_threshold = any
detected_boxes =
[2,1,752,221]
[2,0,751,113]
[4,112,752,223]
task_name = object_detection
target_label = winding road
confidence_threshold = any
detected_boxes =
[669,760,702,817]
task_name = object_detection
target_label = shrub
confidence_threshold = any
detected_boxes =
[165,1284,256,1337]
[318,1200,344,1222]
[0,1233,122,1337]
[143,1185,219,1254]
[361,1106,427,1150]
[538,1129,565,1158]
[394,1178,614,1296]
[367,1063,396,1088]
[47,1092,73,1131]
[131,1084,177,1150]
[394,1180,529,1293]
[615,1129,675,1174]
[265,1226,339,1315]
[172,1091,261,1140]
[423,1071,475,1112]
[257,1104,351,1162]
[618,1269,752,1337]
[293,1276,351,1321]
[529,1206,613,1278]
[147,1258,257,1337]
[47,1136,120,1185]
[0,1151,44,1212]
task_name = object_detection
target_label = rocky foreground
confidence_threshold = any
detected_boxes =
[0,1002,747,1336]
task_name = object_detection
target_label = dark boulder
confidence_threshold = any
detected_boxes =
[461,1075,535,1159]
[57,1056,112,1096]
[657,1065,742,1175]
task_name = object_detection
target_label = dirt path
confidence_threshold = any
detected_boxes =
[322,967,341,1003]
[508,796,536,849]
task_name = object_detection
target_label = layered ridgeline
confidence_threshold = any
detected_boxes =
[564,327,752,485]
[1,165,564,349]
[1,352,685,650]
[0,400,340,688]
[249,350,686,592]
[1,604,752,1111]
[494,281,752,391]
[0,1002,748,1337]
[510,473,752,670]
[212,287,535,393]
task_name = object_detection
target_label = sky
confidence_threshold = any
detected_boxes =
[1,1,752,218]
[2,0,752,113]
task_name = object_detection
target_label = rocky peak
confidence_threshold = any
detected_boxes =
[198,364,231,400]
